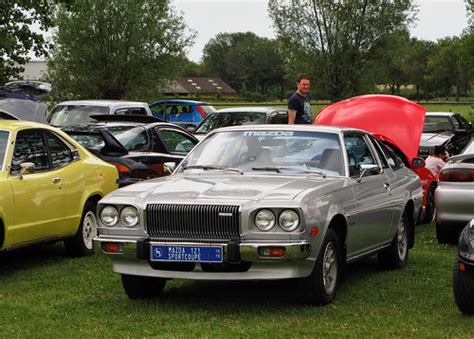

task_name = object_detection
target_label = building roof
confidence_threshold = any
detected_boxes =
[163,77,237,96]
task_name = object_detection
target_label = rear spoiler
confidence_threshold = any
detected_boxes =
[90,114,164,124]
[65,129,128,156]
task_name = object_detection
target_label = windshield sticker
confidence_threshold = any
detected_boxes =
[243,131,294,137]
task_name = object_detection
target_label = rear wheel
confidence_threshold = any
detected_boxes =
[378,212,409,269]
[452,258,474,314]
[121,274,166,299]
[64,201,97,257]
[300,228,341,305]
[436,222,458,245]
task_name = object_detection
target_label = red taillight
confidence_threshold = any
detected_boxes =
[439,168,474,182]
[110,162,130,174]
[197,105,207,118]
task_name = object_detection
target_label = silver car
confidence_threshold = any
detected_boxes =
[435,138,474,244]
[95,125,422,305]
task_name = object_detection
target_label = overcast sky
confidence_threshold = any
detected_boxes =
[174,0,470,62]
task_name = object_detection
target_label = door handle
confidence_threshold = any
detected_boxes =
[384,183,391,191]
[52,177,61,184]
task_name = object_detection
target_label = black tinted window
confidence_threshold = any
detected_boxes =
[368,136,389,168]
[46,132,74,168]
[195,112,267,134]
[269,112,288,124]
[158,129,196,153]
[12,130,49,173]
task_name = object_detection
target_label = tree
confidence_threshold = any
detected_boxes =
[0,0,53,83]
[268,0,416,101]
[47,0,195,100]
[405,39,437,100]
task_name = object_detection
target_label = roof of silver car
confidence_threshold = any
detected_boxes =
[425,112,456,117]
[213,124,364,134]
[55,100,149,108]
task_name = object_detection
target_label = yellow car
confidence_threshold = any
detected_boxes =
[0,120,118,256]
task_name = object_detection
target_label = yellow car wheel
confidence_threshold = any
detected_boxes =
[64,201,97,257]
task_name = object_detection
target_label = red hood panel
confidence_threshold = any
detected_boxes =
[314,95,426,161]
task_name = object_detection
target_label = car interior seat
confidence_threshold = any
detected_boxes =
[319,148,343,175]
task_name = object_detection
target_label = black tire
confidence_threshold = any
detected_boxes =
[121,274,166,299]
[452,258,474,314]
[300,228,341,306]
[64,200,97,257]
[423,185,436,224]
[378,212,409,269]
[436,222,458,245]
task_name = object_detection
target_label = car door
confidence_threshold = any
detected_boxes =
[8,129,67,245]
[344,132,394,256]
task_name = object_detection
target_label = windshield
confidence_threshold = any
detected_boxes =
[48,105,110,127]
[179,130,344,176]
[423,116,454,133]
[195,112,267,134]
[0,131,9,171]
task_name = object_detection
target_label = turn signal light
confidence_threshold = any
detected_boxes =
[311,227,320,236]
[460,262,466,272]
[439,168,474,182]
[102,242,124,254]
[259,247,286,258]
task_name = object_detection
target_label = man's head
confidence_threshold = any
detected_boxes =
[433,145,449,161]
[296,73,310,95]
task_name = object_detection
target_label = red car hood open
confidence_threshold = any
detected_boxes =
[314,95,426,161]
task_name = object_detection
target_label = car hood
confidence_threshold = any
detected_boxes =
[419,132,452,147]
[314,95,426,161]
[109,173,340,202]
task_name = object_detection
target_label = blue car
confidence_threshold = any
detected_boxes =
[149,99,216,130]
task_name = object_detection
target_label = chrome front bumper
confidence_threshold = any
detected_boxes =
[94,237,311,262]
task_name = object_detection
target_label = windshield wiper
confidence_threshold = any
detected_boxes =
[252,166,326,177]
[182,165,243,174]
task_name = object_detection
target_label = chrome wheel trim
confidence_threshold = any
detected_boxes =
[322,242,338,295]
[397,218,408,260]
[82,211,97,250]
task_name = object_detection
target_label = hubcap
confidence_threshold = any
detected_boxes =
[82,211,97,250]
[322,242,338,294]
[397,219,407,260]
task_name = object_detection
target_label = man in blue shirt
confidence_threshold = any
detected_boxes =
[288,73,312,124]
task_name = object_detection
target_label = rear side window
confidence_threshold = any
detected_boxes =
[11,130,49,173]
[158,129,197,154]
[379,142,403,169]
[115,107,148,115]
[269,111,288,124]
[0,131,9,170]
[45,132,74,168]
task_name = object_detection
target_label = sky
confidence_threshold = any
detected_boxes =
[174,0,470,62]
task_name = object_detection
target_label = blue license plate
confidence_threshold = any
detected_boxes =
[150,244,224,263]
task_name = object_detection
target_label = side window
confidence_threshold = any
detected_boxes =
[11,130,49,173]
[454,114,471,130]
[368,136,388,168]
[114,107,147,115]
[158,129,197,154]
[269,111,288,124]
[344,134,377,176]
[179,105,193,114]
[379,142,403,169]
[150,104,164,116]
[45,132,74,168]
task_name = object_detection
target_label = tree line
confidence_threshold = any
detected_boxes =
[1,0,473,102]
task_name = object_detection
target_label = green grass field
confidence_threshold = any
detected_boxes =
[0,223,472,337]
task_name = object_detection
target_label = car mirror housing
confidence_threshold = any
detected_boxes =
[164,162,176,174]
[17,162,35,179]
[411,157,425,168]
[356,164,380,182]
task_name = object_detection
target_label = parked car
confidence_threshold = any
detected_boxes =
[0,120,118,256]
[95,124,422,304]
[193,107,288,140]
[0,80,52,101]
[314,94,436,223]
[418,112,472,158]
[452,218,474,314]
[149,99,216,130]
[63,115,199,187]
[47,100,153,128]
[0,110,19,120]
[435,139,474,244]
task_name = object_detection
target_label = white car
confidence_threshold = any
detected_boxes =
[47,100,153,128]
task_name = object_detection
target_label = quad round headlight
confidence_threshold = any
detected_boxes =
[278,209,300,231]
[120,206,139,228]
[100,206,119,227]
[255,209,276,231]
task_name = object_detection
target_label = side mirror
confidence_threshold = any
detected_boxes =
[411,157,425,168]
[356,164,380,182]
[17,162,35,179]
[164,162,176,174]
[185,125,196,133]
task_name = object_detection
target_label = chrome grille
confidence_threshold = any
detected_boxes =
[146,204,240,241]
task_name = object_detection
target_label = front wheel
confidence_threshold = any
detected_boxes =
[378,212,409,269]
[64,201,97,257]
[452,258,474,314]
[121,274,166,299]
[300,228,341,306]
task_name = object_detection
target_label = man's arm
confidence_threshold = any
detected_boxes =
[288,110,297,124]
